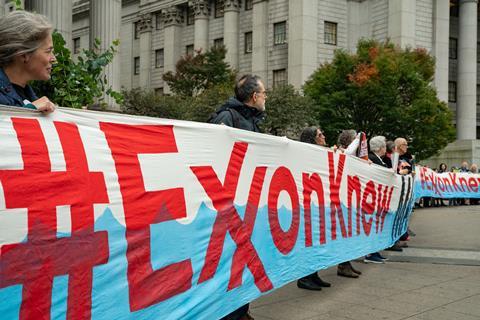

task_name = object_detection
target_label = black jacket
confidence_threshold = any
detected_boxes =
[368,151,388,168]
[210,97,265,132]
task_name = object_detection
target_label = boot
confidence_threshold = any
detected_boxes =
[311,272,331,287]
[337,263,359,278]
[348,262,362,275]
[297,274,323,291]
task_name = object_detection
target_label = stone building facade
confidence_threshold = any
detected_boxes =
[1,0,479,164]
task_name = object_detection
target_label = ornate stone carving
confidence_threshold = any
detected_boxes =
[190,0,210,19]
[136,13,153,33]
[224,0,240,12]
[162,6,184,26]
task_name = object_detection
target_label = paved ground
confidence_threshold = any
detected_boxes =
[250,205,480,320]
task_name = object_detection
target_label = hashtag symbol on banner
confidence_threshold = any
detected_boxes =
[0,118,110,320]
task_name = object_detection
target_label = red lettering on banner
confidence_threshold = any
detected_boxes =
[0,118,109,320]
[268,167,300,254]
[361,181,376,236]
[376,184,394,233]
[228,166,267,290]
[469,177,478,192]
[302,173,326,246]
[191,142,273,292]
[328,153,348,240]
[458,177,469,193]
[448,173,460,192]
[420,167,428,190]
[347,175,361,237]
[100,123,193,311]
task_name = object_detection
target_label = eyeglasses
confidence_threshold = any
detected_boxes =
[255,91,267,98]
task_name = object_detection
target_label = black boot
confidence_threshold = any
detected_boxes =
[297,273,323,291]
[311,272,331,287]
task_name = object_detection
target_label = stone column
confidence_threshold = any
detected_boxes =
[288,0,318,89]
[30,0,73,50]
[347,0,372,53]
[138,13,153,88]
[0,0,5,17]
[388,0,416,48]
[224,0,240,69]
[457,0,478,140]
[433,0,449,103]
[163,6,183,94]
[192,0,209,53]
[90,0,121,109]
[252,0,268,84]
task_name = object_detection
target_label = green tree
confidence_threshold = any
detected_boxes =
[303,39,455,160]
[261,85,317,138]
[163,46,236,96]
[33,32,123,108]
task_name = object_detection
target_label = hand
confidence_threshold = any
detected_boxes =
[32,96,55,114]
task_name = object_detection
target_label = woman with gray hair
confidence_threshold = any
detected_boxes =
[0,10,56,113]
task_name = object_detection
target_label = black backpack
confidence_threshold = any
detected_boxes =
[207,107,241,128]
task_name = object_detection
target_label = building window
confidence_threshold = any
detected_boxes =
[477,85,480,105]
[214,38,224,49]
[186,6,194,25]
[155,87,164,96]
[273,69,287,88]
[186,44,194,56]
[274,21,287,45]
[73,37,81,54]
[134,22,139,39]
[156,12,162,30]
[449,38,457,59]
[134,57,140,75]
[245,0,253,10]
[155,49,164,68]
[324,21,337,45]
[448,81,456,103]
[215,0,224,18]
[450,0,459,17]
[244,32,253,53]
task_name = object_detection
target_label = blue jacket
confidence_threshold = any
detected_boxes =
[0,68,38,108]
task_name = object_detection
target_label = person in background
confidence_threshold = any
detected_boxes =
[0,10,55,113]
[295,126,332,291]
[335,129,363,278]
[382,140,395,169]
[210,74,266,320]
[364,136,389,264]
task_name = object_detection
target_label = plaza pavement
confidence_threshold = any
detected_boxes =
[249,205,480,320]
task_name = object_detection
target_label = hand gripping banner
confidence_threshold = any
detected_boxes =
[0,107,475,319]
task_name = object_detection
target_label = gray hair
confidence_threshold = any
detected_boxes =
[337,129,357,148]
[0,11,52,67]
[369,136,386,153]
[234,74,262,103]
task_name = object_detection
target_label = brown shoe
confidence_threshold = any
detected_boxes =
[240,312,254,320]
[350,264,362,275]
[337,264,359,278]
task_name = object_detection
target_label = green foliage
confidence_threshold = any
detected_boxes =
[121,88,188,120]
[32,32,123,108]
[303,39,455,160]
[261,85,317,139]
[11,0,22,10]
[121,83,233,122]
[163,46,236,96]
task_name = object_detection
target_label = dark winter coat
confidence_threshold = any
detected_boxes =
[0,68,38,108]
[210,97,265,132]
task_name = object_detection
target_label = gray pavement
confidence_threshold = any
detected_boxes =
[250,205,480,320]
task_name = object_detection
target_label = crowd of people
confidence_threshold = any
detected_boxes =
[418,160,480,208]
[0,10,474,320]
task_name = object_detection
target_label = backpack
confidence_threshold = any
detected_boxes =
[207,107,241,128]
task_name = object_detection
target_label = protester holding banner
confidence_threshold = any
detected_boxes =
[364,136,390,264]
[336,129,363,278]
[210,74,267,320]
[296,126,332,291]
[0,11,55,113]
